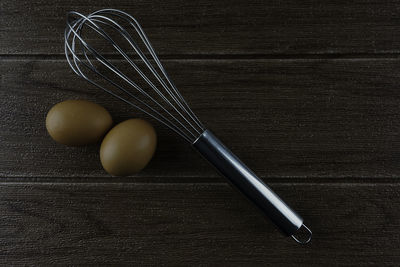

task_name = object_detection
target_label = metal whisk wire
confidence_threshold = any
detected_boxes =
[64,9,205,143]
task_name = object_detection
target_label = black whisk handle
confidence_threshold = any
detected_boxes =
[193,130,311,244]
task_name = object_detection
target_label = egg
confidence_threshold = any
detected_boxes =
[46,100,113,146]
[100,119,157,176]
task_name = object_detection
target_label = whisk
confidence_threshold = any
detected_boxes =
[64,8,312,244]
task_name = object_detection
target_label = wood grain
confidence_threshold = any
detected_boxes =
[2,0,400,265]
[1,59,400,180]
[2,0,400,55]
[0,182,398,266]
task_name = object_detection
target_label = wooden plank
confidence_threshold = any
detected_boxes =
[0,182,398,265]
[2,58,400,179]
[2,0,400,55]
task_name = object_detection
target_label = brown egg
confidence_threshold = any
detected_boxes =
[46,100,113,146]
[100,119,157,176]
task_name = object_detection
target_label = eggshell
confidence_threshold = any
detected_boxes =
[100,119,157,176]
[46,100,113,146]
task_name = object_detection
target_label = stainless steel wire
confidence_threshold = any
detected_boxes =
[64,9,205,143]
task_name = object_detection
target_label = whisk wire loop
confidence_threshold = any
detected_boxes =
[65,9,205,143]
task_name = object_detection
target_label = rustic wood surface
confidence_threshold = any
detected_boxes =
[1,0,400,265]
[2,59,400,180]
[0,182,399,266]
[2,0,400,55]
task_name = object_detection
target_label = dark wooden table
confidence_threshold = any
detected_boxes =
[1,1,400,265]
